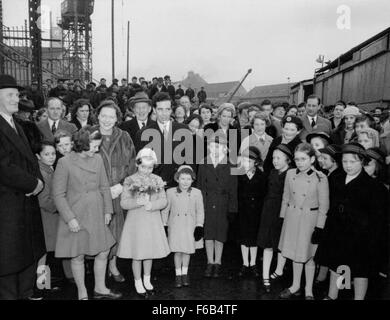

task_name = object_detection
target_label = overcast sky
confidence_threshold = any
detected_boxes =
[3,0,390,90]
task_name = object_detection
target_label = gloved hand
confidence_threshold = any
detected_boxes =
[311,227,323,244]
[194,226,204,241]
[164,226,168,238]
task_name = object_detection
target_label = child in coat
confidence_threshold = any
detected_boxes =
[196,135,238,278]
[52,127,119,300]
[237,146,267,278]
[33,141,58,298]
[257,144,293,292]
[117,148,170,297]
[162,165,204,288]
[278,143,329,300]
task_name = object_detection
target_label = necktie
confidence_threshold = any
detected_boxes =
[141,122,146,128]
[311,118,316,127]
[51,122,57,135]
[163,124,169,140]
[10,118,18,134]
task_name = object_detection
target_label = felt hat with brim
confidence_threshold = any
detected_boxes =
[129,91,152,108]
[274,143,293,160]
[318,144,341,160]
[241,146,262,162]
[0,75,24,91]
[18,99,35,112]
[136,148,158,164]
[341,142,368,158]
[306,131,333,144]
[366,147,386,165]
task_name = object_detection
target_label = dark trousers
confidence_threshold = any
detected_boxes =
[0,263,36,300]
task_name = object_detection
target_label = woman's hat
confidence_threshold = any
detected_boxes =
[207,134,228,146]
[136,147,158,164]
[174,165,196,182]
[343,106,361,117]
[318,144,341,159]
[366,147,386,165]
[18,99,35,112]
[274,143,293,159]
[0,75,24,91]
[306,131,333,144]
[281,115,303,130]
[341,142,367,157]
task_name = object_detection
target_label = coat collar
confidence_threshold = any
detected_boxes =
[295,168,314,176]
[67,152,99,173]
[0,115,36,164]
[176,186,192,194]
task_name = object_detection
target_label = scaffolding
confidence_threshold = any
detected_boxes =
[58,0,94,84]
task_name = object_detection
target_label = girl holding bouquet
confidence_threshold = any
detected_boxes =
[117,148,170,298]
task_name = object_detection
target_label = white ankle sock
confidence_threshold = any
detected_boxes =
[175,268,182,276]
[134,279,146,294]
[182,267,188,275]
[143,274,154,290]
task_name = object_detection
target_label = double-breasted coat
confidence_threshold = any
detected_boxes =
[38,161,58,252]
[196,157,238,243]
[0,116,46,276]
[97,126,136,257]
[278,168,329,263]
[52,152,115,258]
[237,168,267,246]
[162,187,205,254]
[315,170,387,277]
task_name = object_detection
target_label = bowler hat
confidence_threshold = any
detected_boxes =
[0,75,24,90]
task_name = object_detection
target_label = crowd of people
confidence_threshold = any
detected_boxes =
[0,73,389,301]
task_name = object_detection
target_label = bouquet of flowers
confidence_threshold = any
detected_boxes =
[124,174,166,196]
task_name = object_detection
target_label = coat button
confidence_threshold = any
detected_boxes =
[212,205,216,209]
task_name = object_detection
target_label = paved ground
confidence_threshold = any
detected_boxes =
[43,242,390,300]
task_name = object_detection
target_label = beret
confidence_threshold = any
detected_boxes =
[281,115,303,130]
[274,143,293,159]
[306,131,333,144]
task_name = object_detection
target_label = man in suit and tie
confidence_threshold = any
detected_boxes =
[299,95,332,141]
[0,75,46,300]
[37,97,77,142]
[119,91,156,146]
[135,92,190,188]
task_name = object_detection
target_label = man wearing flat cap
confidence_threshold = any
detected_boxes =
[120,91,156,147]
[0,75,46,300]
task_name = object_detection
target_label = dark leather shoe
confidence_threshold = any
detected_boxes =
[109,271,126,283]
[262,278,271,293]
[145,288,155,296]
[279,288,301,299]
[204,264,214,278]
[305,295,315,300]
[93,289,123,300]
[182,274,190,287]
[238,265,248,277]
[213,264,222,278]
[136,291,148,299]
[175,275,182,288]
[250,265,260,278]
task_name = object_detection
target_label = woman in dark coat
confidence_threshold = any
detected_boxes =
[319,143,387,300]
[237,147,267,278]
[263,115,302,176]
[95,100,137,282]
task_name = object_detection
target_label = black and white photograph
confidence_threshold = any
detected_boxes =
[0,0,389,308]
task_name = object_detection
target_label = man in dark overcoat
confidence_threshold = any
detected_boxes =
[0,75,46,300]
